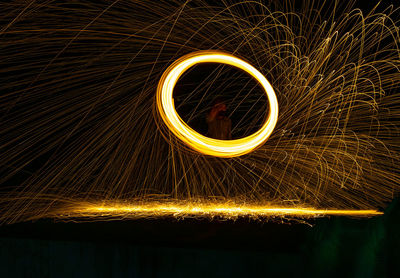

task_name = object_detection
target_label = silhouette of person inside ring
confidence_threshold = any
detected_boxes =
[206,98,232,140]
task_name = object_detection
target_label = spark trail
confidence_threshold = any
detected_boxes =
[0,0,400,223]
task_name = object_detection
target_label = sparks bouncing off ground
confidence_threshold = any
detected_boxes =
[0,0,400,223]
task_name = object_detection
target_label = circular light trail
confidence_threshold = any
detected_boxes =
[156,51,278,157]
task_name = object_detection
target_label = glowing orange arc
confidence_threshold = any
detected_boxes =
[156,51,279,157]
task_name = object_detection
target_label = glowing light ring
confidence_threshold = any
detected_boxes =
[156,51,279,157]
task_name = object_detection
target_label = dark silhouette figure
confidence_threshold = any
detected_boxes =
[206,99,232,140]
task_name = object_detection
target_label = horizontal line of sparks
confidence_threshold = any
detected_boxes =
[64,203,383,218]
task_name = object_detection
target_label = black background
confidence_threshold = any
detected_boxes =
[0,199,399,277]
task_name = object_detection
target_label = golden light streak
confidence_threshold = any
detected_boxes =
[1,1,400,224]
[63,203,382,219]
[156,51,279,157]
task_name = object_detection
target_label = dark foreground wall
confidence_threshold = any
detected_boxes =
[0,199,399,278]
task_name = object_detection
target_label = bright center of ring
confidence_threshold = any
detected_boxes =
[156,51,279,157]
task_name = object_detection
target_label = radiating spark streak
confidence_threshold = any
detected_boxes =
[0,1,399,224]
[156,51,279,157]
[66,203,382,218]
